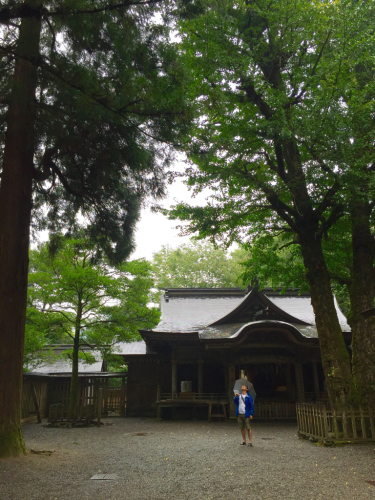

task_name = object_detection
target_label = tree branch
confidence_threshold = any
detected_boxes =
[0,0,162,24]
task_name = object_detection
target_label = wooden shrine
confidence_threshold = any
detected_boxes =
[119,287,351,419]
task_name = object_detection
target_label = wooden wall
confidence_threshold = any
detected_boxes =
[21,376,49,422]
[126,360,168,417]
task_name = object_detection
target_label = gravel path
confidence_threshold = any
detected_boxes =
[1,418,375,500]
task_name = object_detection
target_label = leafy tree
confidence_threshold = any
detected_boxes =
[0,0,190,456]
[24,307,70,371]
[167,0,375,409]
[28,234,159,419]
[240,231,351,315]
[152,240,249,295]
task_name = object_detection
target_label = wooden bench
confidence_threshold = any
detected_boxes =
[156,393,228,421]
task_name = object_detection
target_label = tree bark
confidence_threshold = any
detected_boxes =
[299,235,354,409]
[0,1,41,457]
[348,201,375,406]
[273,138,354,410]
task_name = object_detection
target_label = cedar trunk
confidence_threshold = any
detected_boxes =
[0,2,41,457]
[348,201,375,406]
[300,236,354,409]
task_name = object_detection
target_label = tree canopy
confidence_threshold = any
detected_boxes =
[151,240,249,293]
[28,234,159,418]
[0,0,192,457]
[164,0,375,409]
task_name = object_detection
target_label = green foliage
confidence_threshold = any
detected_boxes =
[164,0,375,318]
[151,240,250,295]
[166,0,375,246]
[26,234,159,368]
[240,231,351,315]
[240,235,307,292]
[0,1,193,262]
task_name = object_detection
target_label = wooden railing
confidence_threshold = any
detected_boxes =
[158,392,227,401]
[296,403,375,443]
[254,402,296,419]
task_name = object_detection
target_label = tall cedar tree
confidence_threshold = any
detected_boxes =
[0,0,190,457]
[168,0,375,408]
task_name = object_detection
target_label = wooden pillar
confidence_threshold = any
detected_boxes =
[31,381,41,424]
[197,359,204,396]
[295,362,305,403]
[97,388,102,426]
[228,363,236,417]
[119,377,126,417]
[171,359,177,396]
[156,385,161,420]
[285,363,293,401]
[312,362,320,401]
[103,378,109,415]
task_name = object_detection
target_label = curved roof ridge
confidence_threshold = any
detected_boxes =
[207,288,311,327]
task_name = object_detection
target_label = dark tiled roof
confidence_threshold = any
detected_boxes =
[153,287,350,339]
[28,355,103,374]
[114,341,157,355]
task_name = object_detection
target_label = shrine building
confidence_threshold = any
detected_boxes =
[118,287,351,419]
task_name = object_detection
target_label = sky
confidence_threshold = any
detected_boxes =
[131,156,208,261]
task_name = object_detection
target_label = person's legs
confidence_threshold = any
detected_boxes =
[248,428,252,443]
[245,418,252,445]
[238,415,246,444]
[241,428,246,443]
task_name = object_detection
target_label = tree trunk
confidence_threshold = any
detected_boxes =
[299,235,354,409]
[348,201,375,406]
[69,298,83,420]
[0,1,42,458]
[275,139,354,411]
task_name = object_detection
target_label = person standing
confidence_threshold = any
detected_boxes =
[234,384,254,447]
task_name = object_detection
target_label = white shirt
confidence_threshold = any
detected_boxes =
[238,394,247,414]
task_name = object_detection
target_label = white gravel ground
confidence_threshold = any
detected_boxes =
[1,418,375,500]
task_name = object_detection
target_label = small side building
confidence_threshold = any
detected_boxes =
[120,287,351,418]
[23,346,126,421]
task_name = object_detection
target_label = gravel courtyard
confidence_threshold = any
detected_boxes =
[1,418,375,500]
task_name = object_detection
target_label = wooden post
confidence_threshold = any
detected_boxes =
[228,363,236,417]
[360,406,366,439]
[332,409,339,439]
[369,407,375,439]
[322,405,329,439]
[295,363,305,403]
[197,360,204,396]
[30,381,41,423]
[103,378,109,415]
[156,385,161,420]
[97,388,103,426]
[119,377,126,417]
[342,410,348,439]
[285,363,293,400]
[312,363,320,401]
[171,359,177,396]
[350,406,357,439]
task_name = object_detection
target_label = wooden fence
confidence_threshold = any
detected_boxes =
[21,375,126,422]
[296,403,375,443]
[21,376,49,423]
[254,402,296,420]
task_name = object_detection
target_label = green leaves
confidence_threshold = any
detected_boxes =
[0,1,193,262]
[151,240,250,294]
[26,234,160,368]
